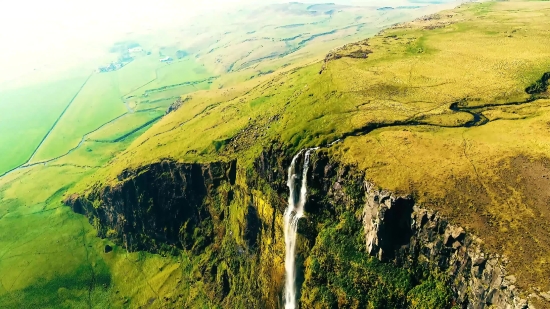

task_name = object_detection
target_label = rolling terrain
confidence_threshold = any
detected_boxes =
[70,1,550,307]
[0,2,446,178]
[2,0,550,308]
[0,2,456,308]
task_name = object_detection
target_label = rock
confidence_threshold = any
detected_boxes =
[452,241,462,250]
[444,225,465,246]
[65,160,238,253]
[516,299,529,309]
[505,275,517,284]
[451,227,465,240]
[473,257,486,266]
[165,97,187,114]
[104,245,113,253]
[362,182,531,309]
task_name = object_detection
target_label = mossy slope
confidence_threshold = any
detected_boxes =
[3,0,550,308]
[77,0,550,300]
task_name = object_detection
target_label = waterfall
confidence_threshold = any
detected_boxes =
[283,148,316,309]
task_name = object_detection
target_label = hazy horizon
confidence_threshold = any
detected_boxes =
[0,0,459,86]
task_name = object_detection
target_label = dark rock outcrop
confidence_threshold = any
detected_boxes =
[65,160,237,253]
[525,72,550,95]
[104,245,113,253]
[165,97,189,115]
[320,39,372,73]
[363,183,530,309]
[65,144,533,308]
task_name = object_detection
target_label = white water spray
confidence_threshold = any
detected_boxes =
[283,148,317,309]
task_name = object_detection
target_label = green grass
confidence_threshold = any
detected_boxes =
[4,1,550,308]
[115,56,159,96]
[0,165,99,295]
[26,56,214,164]
[0,164,182,308]
[29,73,128,163]
[140,83,210,107]
[119,58,216,103]
[155,57,213,87]
[0,75,89,175]
[0,122,181,308]
[87,109,165,142]
[85,0,550,293]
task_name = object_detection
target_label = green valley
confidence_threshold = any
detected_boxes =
[1,1,550,308]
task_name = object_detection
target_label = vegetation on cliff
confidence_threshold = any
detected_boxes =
[76,2,550,302]
[1,0,550,308]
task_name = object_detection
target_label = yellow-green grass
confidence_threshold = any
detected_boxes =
[51,140,136,169]
[138,83,211,108]
[79,0,550,293]
[87,109,165,142]
[331,99,550,292]
[194,3,445,77]
[92,0,550,177]
[155,58,213,86]
[2,1,550,307]
[0,164,188,308]
[122,57,216,98]
[115,56,160,96]
[0,76,89,175]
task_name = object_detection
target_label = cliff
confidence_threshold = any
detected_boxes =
[66,160,237,253]
[363,183,528,309]
[65,146,532,308]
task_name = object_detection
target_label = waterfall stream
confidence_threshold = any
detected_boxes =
[283,148,316,309]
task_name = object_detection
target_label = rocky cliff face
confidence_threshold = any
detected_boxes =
[66,156,287,308]
[65,145,532,308]
[363,183,529,309]
[66,160,237,253]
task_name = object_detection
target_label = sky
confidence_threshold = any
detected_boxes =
[0,0,450,85]
[0,0,416,52]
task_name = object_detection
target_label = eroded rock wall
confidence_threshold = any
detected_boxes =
[65,145,533,308]
[363,182,529,309]
[66,160,237,253]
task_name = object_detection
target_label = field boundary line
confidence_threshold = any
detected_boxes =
[0,73,93,178]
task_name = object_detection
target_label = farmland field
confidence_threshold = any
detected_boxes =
[0,75,90,175]
[0,2,480,308]
[154,57,214,88]
[88,109,165,142]
[29,72,129,163]
[6,3,445,170]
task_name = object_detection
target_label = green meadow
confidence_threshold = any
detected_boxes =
[3,2,538,308]
[91,1,550,301]
[29,72,135,163]
[0,75,89,175]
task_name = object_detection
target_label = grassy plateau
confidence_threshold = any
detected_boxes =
[1,0,550,308]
